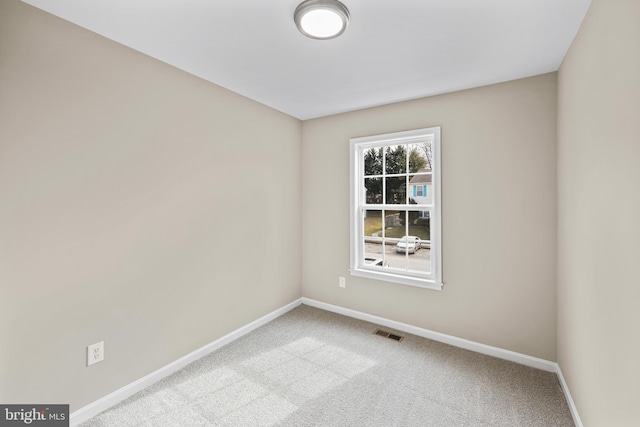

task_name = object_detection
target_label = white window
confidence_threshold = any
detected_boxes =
[349,127,442,290]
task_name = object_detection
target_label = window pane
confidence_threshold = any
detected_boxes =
[383,210,405,238]
[383,210,407,270]
[364,178,382,204]
[363,210,383,237]
[363,147,382,176]
[408,246,431,274]
[407,210,430,241]
[363,210,385,268]
[385,236,407,271]
[407,210,430,274]
[408,173,432,205]
[407,141,432,173]
[385,145,407,174]
[363,240,385,268]
[385,177,406,204]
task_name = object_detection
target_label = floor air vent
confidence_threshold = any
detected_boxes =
[373,329,404,342]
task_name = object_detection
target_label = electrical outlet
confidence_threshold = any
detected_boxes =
[339,276,346,288]
[87,341,104,366]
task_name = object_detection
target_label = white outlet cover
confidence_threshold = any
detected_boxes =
[339,277,346,288]
[87,341,104,366]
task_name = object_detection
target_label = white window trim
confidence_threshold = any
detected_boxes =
[349,127,443,291]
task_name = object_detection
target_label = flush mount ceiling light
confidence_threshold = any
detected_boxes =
[294,0,350,40]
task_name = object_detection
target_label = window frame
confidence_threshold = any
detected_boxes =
[349,127,443,290]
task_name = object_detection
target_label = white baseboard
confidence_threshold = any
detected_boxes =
[70,298,303,426]
[301,297,557,372]
[556,365,584,427]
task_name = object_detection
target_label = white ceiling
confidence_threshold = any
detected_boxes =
[22,0,592,120]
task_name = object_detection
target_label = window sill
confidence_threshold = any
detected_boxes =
[349,268,443,291]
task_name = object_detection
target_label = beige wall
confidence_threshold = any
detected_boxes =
[557,0,640,425]
[0,0,301,411]
[302,73,558,361]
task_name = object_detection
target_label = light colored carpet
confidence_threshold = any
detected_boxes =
[80,304,574,426]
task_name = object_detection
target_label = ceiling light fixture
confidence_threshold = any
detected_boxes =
[294,0,350,40]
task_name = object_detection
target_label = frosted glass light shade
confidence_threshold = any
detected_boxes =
[294,0,350,40]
